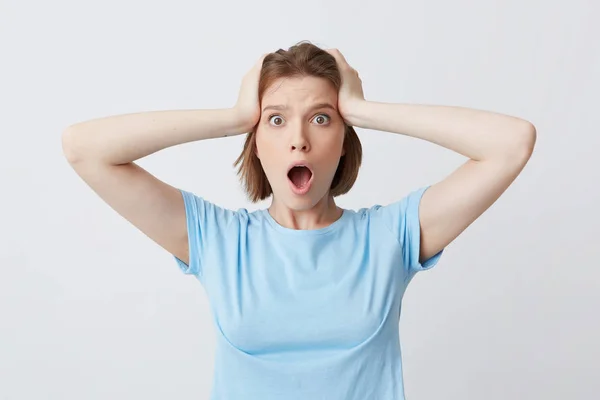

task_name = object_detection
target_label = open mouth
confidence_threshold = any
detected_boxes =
[287,165,313,192]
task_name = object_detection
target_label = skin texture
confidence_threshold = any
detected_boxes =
[256,75,347,230]
[325,49,537,263]
[62,48,536,267]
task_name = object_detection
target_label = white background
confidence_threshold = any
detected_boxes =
[2,0,599,398]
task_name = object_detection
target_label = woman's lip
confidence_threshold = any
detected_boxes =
[288,174,314,195]
[286,161,314,174]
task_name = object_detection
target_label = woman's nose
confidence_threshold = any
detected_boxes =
[291,142,309,151]
[290,130,310,152]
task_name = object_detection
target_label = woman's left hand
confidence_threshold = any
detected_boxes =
[325,48,366,126]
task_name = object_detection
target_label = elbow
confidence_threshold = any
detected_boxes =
[504,121,537,163]
[61,127,84,164]
[518,121,537,159]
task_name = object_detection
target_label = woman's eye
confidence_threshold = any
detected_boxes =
[268,113,330,126]
[268,115,284,126]
[313,114,330,125]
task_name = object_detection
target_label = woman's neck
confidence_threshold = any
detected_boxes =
[267,195,343,230]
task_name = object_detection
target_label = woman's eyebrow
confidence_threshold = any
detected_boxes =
[261,102,336,113]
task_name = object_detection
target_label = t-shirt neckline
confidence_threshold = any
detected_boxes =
[262,208,349,236]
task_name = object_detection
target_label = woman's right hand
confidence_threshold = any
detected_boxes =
[233,53,267,132]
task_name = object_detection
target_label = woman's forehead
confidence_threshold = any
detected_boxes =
[262,76,337,104]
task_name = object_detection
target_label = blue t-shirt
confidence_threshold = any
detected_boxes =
[174,186,443,400]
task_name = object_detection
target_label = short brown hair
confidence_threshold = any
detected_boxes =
[233,41,362,203]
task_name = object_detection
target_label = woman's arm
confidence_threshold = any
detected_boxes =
[62,54,266,166]
[346,102,535,162]
[325,49,536,262]
[346,101,536,262]
[61,108,250,265]
[62,108,251,165]
[61,55,265,265]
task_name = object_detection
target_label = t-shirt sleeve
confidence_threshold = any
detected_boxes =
[376,186,444,275]
[173,189,235,278]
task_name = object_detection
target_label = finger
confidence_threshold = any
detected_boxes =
[256,53,268,67]
[325,48,344,63]
[246,53,268,77]
[326,48,352,71]
[243,53,268,81]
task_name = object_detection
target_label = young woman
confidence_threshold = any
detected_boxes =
[62,42,536,399]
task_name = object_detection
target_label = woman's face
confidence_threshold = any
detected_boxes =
[255,75,346,210]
